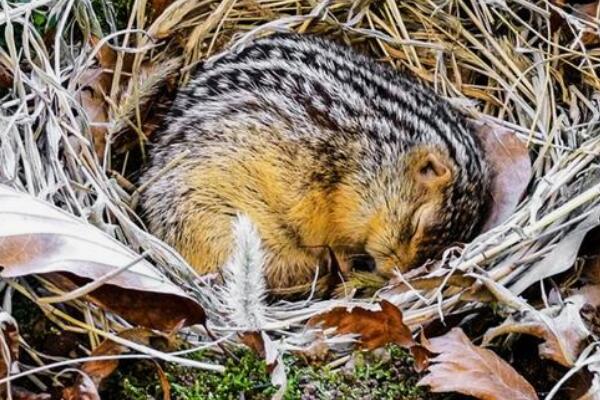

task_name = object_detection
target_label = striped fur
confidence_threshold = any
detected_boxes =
[139,34,490,288]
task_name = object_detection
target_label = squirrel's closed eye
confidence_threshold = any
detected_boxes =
[410,204,428,238]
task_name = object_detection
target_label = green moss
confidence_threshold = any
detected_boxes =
[282,346,426,400]
[103,345,442,400]
[169,351,276,400]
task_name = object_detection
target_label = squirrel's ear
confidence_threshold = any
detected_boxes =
[415,152,452,188]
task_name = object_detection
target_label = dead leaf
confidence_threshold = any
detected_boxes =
[419,328,538,400]
[12,386,51,400]
[79,88,109,157]
[151,0,176,17]
[82,328,161,385]
[0,312,19,398]
[509,205,600,295]
[577,385,600,400]
[61,373,101,400]
[294,330,331,361]
[89,36,117,70]
[576,363,600,400]
[0,185,205,330]
[309,300,414,350]
[153,360,172,400]
[0,63,13,88]
[79,35,181,157]
[483,298,590,367]
[239,331,266,358]
[574,284,600,337]
[410,343,431,373]
[473,121,532,232]
[551,1,600,45]
[77,36,117,157]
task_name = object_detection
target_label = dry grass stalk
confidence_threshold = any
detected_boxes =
[1,0,600,394]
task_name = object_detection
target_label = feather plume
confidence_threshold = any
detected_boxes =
[221,214,268,329]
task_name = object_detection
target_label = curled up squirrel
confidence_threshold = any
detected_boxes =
[139,34,491,289]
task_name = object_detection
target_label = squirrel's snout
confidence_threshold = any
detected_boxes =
[372,255,411,277]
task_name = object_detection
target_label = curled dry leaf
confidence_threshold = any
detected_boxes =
[472,120,532,232]
[0,312,19,397]
[419,328,538,400]
[309,300,414,351]
[576,361,600,400]
[61,373,101,400]
[78,85,109,157]
[308,298,429,370]
[410,343,431,373]
[0,185,205,330]
[483,298,591,367]
[80,35,181,157]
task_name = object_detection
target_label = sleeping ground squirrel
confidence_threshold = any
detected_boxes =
[139,34,491,289]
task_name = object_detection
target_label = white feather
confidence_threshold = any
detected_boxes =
[221,214,268,329]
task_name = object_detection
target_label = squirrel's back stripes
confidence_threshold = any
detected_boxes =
[140,34,490,285]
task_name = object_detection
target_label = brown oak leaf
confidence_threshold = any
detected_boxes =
[309,300,414,350]
[419,328,538,400]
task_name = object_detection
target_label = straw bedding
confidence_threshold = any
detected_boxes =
[1,0,600,395]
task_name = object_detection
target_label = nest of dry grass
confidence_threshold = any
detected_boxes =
[2,0,600,397]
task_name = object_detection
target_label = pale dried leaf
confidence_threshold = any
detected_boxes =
[484,298,590,367]
[12,387,51,400]
[262,332,286,400]
[419,328,538,400]
[78,88,109,157]
[0,185,205,330]
[62,373,101,400]
[510,205,600,295]
[473,121,532,232]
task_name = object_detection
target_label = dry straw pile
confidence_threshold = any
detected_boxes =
[1,0,600,397]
